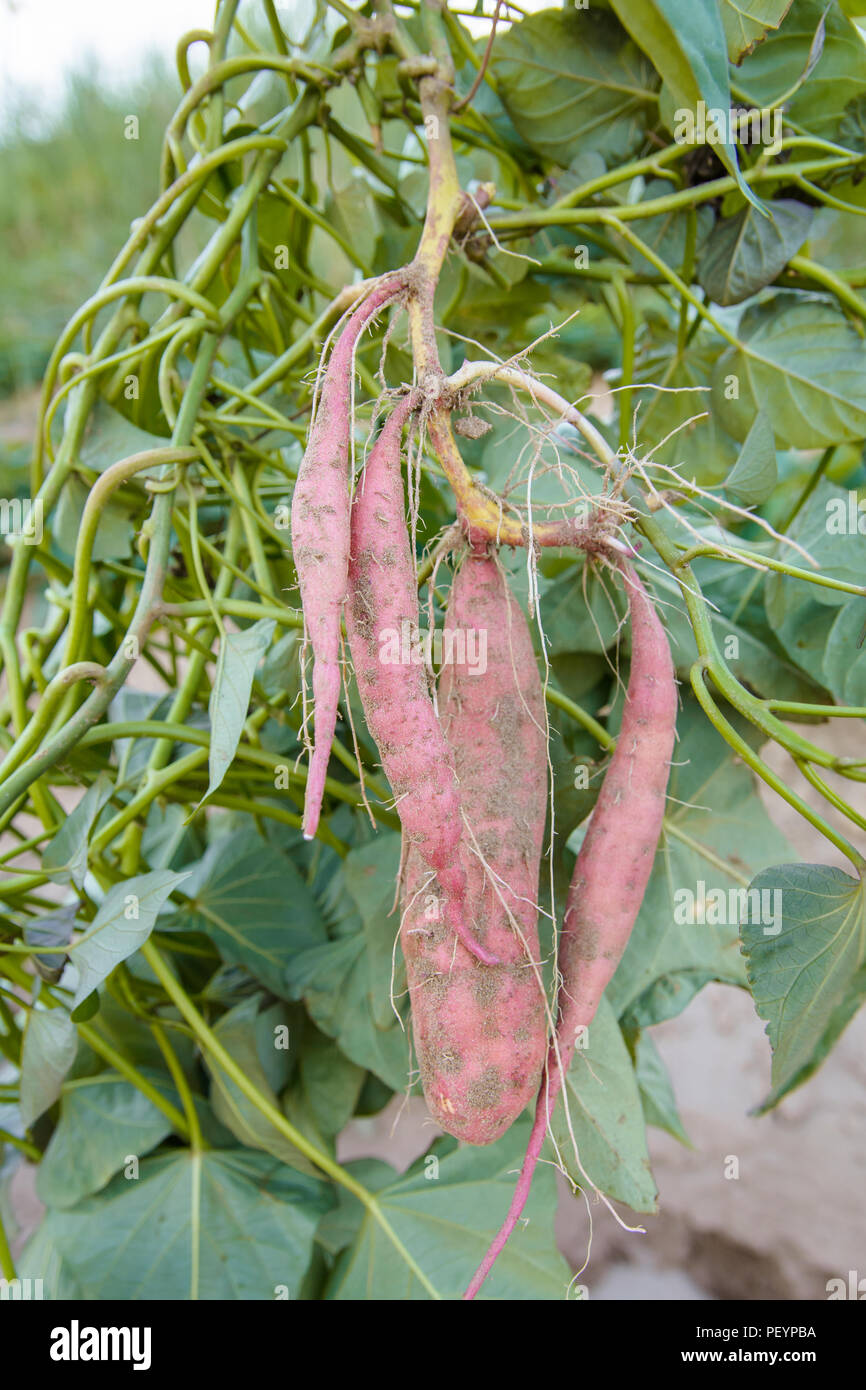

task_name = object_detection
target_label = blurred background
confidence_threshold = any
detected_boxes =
[2,0,864,1301]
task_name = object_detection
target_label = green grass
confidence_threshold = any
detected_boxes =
[0,59,178,397]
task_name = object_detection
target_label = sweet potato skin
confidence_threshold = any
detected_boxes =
[464,566,677,1294]
[291,275,404,840]
[344,404,497,966]
[401,552,548,1145]
[556,566,677,1040]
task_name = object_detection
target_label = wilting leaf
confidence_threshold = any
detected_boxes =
[720,0,793,63]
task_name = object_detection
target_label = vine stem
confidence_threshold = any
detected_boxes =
[0,1205,15,1281]
[545,686,613,751]
[0,957,191,1138]
[487,155,857,233]
[152,1022,206,1151]
[0,1128,41,1162]
[674,543,866,601]
[140,938,442,1300]
[64,447,199,667]
[444,359,861,790]
[690,662,865,872]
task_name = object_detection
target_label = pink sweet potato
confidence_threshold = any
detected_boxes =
[400,551,548,1144]
[464,565,677,1295]
[344,401,497,966]
[291,274,405,840]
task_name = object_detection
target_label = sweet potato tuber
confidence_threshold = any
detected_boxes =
[344,402,497,966]
[400,551,548,1144]
[291,274,405,840]
[464,566,677,1295]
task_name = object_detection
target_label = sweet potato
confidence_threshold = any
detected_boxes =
[291,274,405,840]
[464,566,677,1295]
[400,551,548,1144]
[344,402,497,966]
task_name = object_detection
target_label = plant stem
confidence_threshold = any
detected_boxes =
[141,938,442,1299]
[0,1206,15,1281]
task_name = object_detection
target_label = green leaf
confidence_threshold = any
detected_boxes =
[822,599,866,707]
[552,996,657,1212]
[698,199,813,306]
[616,180,714,276]
[712,293,866,448]
[326,1124,571,1300]
[168,825,325,996]
[635,331,739,483]
[742,862,866,1110]
[36,1073,173,1209]
[839,92,866,154]
[70,992,100,1024]
[634,1031,691,1144]
[490,8,658,169]
[53,475,134,561]
[540,564,628,656]
[767,480,865,611]
[260,628,301,699]
[16,1219,84,1301]
[71,869,190,1009]
[33,1148,331,1299]
[724,408,778,504]
[721,0,794,62]
[607,695,793,1021]
[764,481,866,703]
[41,772,113,888]
[284,1024,365,1145]
[609,0,763,211]
[325,181,380,273]
[71,989,195,1079]
[285,835,410,1090]
[202,618,275,807]
[204,997,320,1178]
[19,1009,78,1128]
[25,902,77,983]
[735,0,866,144]
[651,560,819,702]
[141,801,199,871]
[77,398,170,473]
[764,595,839,695]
